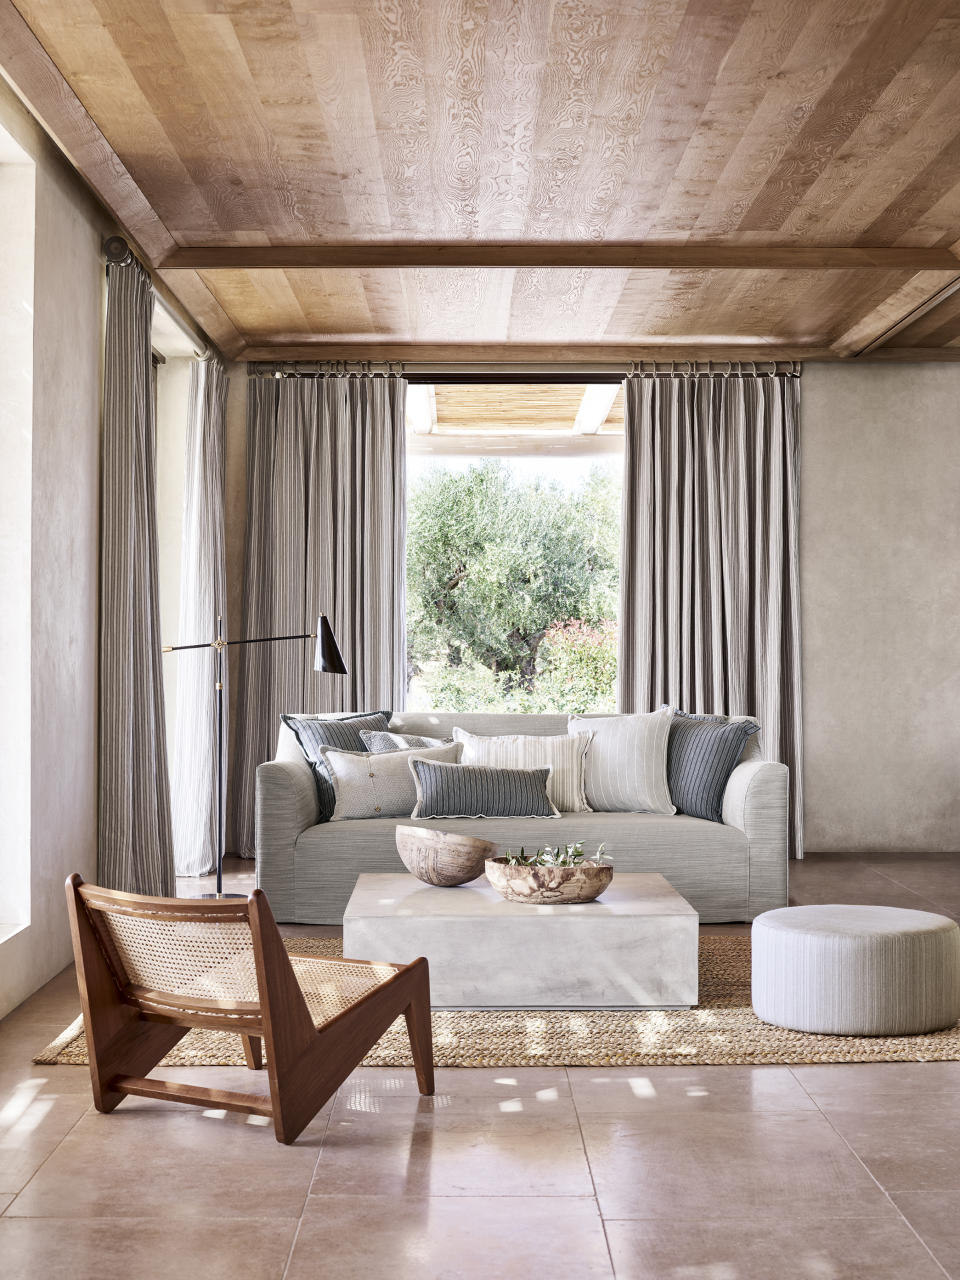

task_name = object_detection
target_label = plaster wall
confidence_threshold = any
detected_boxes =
[801,362,960,853]
[0,82,109,1018]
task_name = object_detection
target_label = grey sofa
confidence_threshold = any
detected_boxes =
[255,711,789,924]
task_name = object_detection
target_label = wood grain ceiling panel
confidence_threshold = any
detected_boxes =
[885,287,960,346]
[7,0,960,356]
[209,265,931,347]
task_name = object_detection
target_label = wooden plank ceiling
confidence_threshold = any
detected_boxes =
[4,0,960,361]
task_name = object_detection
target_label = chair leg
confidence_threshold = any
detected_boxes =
[404,963,435,1097]
[242,1035,263,1070]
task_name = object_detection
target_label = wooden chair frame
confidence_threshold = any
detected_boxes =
[65,875,434,1143]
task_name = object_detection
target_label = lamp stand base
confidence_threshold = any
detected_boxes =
[198,891,247,900]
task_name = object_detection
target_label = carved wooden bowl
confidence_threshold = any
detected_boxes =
[484,857,613,904]
[396,825,496,887]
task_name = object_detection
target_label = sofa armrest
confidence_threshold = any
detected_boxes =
[255,758,319,922]
[722,760,789,919]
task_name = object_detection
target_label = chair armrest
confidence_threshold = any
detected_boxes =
[722,760,789,919]
[255,758,319,922]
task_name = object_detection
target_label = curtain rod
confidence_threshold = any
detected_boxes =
[248,359,802,381]
[104,236,210,359]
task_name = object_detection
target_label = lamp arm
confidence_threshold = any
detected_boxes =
[162,631,317,654]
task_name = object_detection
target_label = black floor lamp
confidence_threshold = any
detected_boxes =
[163,613,347,898]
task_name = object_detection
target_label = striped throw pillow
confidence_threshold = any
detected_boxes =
[452,728,592,813]
[409,758,560,819]
[664,709,761,823]
[360,729,450,753]
[281,711,391,821]
[568,711,675,814]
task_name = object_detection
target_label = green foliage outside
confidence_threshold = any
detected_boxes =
[406,459,620,712]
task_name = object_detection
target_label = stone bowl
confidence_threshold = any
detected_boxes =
[396,825,496,887]
[484,858,613,905]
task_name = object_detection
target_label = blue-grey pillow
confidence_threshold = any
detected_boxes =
[359,729,450,753]
[281,711,391,821]
[409,758,560,819]
[664,709,760,823]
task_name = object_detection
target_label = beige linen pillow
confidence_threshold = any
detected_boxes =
[451,727,592,813]
[568,709,675,814]
[316,742,461,820]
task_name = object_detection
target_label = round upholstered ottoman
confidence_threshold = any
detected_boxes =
[752,905,960,1036]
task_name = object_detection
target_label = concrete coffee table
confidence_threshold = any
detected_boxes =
[343,872,698,1009]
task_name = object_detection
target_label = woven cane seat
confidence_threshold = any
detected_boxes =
[99,907,399,1028]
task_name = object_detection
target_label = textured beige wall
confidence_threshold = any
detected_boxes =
[0,83,109,1018]
[801,361,960,853]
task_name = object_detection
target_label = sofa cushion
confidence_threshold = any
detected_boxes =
[280,711,391,821]
[452,727,592,813]
[293,811,750,925]
[568,710,674,815]
[410,758,560,819]
[360,729,450,753]
[318,742,461,820]
[665,709,761,823]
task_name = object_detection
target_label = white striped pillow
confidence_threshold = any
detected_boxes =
[568,710,675,815]
[452,727,592,813]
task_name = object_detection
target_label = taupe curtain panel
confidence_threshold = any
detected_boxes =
[99,255,175,896]
[618,366,803,857]
[229,372,407,856]
[170,356,229,877]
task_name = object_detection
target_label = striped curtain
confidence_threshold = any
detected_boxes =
[170,356,229,877]
[229,372,407,856]
[618,366,803,857]
[99,255,175,895]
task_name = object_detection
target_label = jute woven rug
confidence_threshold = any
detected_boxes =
[35,934,960,1068]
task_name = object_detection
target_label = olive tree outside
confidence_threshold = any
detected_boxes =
[406,459,620,712]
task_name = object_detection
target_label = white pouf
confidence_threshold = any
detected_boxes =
[752,905,960,1036]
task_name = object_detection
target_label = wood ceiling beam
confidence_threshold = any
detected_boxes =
[831,271,960,356]
[161,244,960,272]
[0,0,174,262]
[240,343,834,364]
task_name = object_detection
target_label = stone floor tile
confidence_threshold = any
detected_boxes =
[791,1061,960,1106]
[312,1096,592,1198]
[817,1099,960,1192]
[0,1081,91,1193]
[288,1195,613,1279]
[567,1064,816,1114]
[0,1217,298,1280]
[7,1100,323,1219]
[341,1065,571,1099]
[581,1111,892,1219]
[605,1213,947,1279]
[893,1192,960,1279]
[334,1076,572,1118]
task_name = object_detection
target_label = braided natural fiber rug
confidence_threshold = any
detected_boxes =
[35,934,960,1068]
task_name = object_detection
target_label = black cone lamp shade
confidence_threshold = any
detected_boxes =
[315,614,348,675]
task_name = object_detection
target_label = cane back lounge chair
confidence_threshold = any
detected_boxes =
[65,875,434,1143]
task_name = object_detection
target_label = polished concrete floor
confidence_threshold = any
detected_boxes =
[1,852,958,1279]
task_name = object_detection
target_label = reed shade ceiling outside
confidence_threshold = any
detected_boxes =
[408,384,624,456]
[6,0,960,359]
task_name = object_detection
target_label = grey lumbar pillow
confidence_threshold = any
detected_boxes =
[281,711,391,821]
[317,742,461,821]
[409,758,560,819]
[452,727,593,813]
[568,709,675,815]
[663,708,760,823]
[360,729,451,753]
